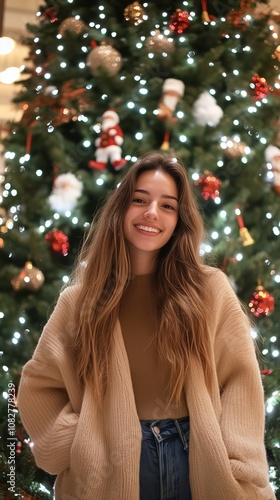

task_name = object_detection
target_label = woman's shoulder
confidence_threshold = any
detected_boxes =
[202,265,240,303]
[59,283,81,302]
[47,284,81,322]
[202,265,230,286]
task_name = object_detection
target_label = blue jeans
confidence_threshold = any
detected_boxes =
[139,416,192,500]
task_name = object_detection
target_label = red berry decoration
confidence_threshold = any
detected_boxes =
[45,229,69,256]
[248,285,275,317]
[250,74,272,101]
[169,9,191,34]
[195,172,221,200]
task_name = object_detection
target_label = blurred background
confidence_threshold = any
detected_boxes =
[0,0,280,123]
[0,0,41,123]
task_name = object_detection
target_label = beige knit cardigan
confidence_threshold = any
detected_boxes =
[17,268,276,500]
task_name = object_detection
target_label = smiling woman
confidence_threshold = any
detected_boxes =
[17,151,275,500]
[123,169,179,275]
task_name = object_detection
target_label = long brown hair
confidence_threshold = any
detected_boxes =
[71,151,213,404]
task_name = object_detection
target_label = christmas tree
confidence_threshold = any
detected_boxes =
[0,0,279,497]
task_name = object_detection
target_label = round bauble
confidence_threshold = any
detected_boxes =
[146,31,174,53]
[248,285,275,317]
[222,137,247,158]
[11,262,45,292]
[124,2,145,26]
[59,17,87,36]
[169,9,191,34]
[87,43,122,77]
[195,172,221,200]
[45,229,69,256]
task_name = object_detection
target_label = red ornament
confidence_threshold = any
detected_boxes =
[248,285,275,317]
[43,7,59,23]
[169,9,191,34]
[226,10,247,28]
[45,229,69,256]
[260,369,273,376]
[250,74,272,101]
[16,441,22,454]
[194,172,221,200]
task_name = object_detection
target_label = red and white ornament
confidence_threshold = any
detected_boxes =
[16,441,22,454]
[48,173,83,214]
[89,109,126,171]
[156,78,185,123]
[248,285,275,317]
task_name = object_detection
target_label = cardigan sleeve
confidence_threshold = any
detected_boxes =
[17,287,81,475]
[213,270,274,498]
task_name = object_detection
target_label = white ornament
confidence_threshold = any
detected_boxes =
[48,173,83,214]
[192,91,223,127]
[265,144,280,195]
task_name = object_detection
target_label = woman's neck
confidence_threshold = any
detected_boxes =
[129,252,157,276]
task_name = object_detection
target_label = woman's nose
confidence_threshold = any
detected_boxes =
[144,202,159,219]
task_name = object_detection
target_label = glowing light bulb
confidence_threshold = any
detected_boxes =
[0,37,15,55]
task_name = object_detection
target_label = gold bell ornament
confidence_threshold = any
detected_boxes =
[235,208,254,246]
[11,261,45,292]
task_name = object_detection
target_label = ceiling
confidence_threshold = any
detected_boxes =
[0,0,280,125]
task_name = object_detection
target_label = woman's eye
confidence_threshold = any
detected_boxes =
[163,204,175,210]
[132,198,145,204]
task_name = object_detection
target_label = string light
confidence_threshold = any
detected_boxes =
[0,5,278,492]
[0,37,16,55]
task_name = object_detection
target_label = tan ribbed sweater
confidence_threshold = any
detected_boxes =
[17,268,275,500]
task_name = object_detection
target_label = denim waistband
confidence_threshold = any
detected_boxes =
[140,415,190,450]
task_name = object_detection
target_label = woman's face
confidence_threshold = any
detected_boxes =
[123,169,179,273]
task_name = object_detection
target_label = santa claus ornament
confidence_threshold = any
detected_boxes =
[89,109,126,171]
[48,172,83,214]
[156,78,185,124]
[265,144,280,195]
